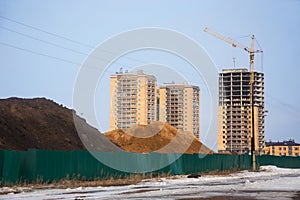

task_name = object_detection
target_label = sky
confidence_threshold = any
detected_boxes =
[0,0,299,145]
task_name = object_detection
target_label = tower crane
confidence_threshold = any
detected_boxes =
[204,27,263,170]
[203,27,263,72]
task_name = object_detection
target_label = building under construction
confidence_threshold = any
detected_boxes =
[218,68,265,154]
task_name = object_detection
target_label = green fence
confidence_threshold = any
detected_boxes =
[0,149,299,185]
[257,155,300,169]
[0,150,23,184]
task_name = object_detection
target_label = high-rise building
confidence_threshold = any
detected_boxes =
[158,83,200,138]
[110,70,156,130]
[218,68,265,154]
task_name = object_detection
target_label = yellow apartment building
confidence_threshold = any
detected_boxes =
[158,83,200,138]
[110,70,156,130]
[264,140,300,156]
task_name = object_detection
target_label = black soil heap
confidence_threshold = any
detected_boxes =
[0,97,122,152]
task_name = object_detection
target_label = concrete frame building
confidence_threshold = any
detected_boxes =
[158,83,200,138]
[110,70,157,130]
[264,140,300,157]
[218,68,265,154]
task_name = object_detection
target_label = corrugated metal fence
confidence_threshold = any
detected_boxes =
[0,149,299,185]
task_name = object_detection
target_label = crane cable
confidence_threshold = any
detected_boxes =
[254,37,264,72]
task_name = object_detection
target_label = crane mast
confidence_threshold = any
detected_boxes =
[204,27,263,170]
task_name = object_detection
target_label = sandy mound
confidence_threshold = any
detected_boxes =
[105,122,214,154]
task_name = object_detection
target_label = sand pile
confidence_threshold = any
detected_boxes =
[105,122,214,154]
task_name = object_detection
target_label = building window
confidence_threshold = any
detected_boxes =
[295,147,299,151]
[279,147,282,151]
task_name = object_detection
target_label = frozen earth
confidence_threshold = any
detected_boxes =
[1,166,300,200]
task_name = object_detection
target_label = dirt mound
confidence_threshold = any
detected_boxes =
[0,97,213,154]
[105,122,214,154]
[0,97,123,152]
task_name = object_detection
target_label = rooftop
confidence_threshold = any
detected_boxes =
[221,68,248,73]
[220,68,264,75]
[160,82,200,89]
[265,139,300,146]
[111,69,156,79]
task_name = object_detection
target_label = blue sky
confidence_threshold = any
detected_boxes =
[0,0,299,144]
